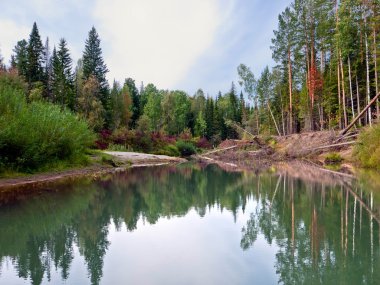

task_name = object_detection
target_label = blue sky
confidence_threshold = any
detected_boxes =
[0,0,291,96]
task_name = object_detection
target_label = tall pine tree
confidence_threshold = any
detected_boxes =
[27,22,45,85]
[52,39,74,109]
[124,78,140,128]
[43,37,52,99]
[0,50,4,71]
[13,40,28,77]
[82,27,109,105]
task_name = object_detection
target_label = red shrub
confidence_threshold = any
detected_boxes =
[196,137,212,149]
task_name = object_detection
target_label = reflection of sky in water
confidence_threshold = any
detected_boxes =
[102,202,278,285]
[0,164,379,285]
[0,200,279,285]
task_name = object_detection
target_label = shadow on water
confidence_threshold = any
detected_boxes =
[0,162,379,284]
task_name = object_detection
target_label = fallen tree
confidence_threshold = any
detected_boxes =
[340,91,380,136]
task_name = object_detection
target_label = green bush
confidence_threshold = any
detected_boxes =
[176,140,196,157]
[155,144,180,157]
[354,124,380,169]
[0,78,95,172]
[107,143,130,152]
[324,152,343,164]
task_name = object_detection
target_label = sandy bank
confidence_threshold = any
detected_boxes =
[0,151,186,192]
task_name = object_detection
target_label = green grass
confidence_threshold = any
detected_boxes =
[354,124,380,169]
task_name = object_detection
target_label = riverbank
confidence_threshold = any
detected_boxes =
[195,130,357,175]
[0,130,369,192]
[0,151,186,192]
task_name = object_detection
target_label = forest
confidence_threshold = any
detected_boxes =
[1,0,380,172]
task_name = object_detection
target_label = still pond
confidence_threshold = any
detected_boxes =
[0,163,379,284]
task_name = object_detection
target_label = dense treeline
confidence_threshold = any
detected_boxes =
[2,22,254,152]
[2,0,380,158]
[255,0,380,135]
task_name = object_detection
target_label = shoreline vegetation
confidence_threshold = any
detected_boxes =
[0,128,367,192]
[2,0,380,187]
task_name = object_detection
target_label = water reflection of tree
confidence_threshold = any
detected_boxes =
[0,164,254,284]
[0,165,379,285]
[240,175,380,285]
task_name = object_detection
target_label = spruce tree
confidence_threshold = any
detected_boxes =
[124,78,140,128]
[240,91,247,126]
[51,39,74,109]
[205,97,215,139]
[27,22,45,85]
[215,99,227,140]
[51,47,63,104]
[10,55,17,69]
[57,39,73,83]
[13,40,28,77]
[228,82,240,123]
[0,50,4,70]
[82,27,109,105]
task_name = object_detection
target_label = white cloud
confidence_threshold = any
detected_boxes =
[0,19,30,64]
[93,0,228,89]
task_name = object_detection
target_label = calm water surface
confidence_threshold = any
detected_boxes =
[0,163,379,285]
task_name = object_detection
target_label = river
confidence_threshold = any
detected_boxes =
[0,162,379,284]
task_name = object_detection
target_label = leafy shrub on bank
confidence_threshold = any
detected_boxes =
[0,75,95,172]
[154,144,180,157]
[107,143,130,152]
[324,152,343,164]
[354,124,380,169]
[194,137,212,149]
[176,140,196,156]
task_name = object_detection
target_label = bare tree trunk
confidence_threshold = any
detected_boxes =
[321,49,324,73]
[291,181,295,255]
[370,191,374,274]
[336,1,342,129]
[341,188,344,249]
[340,51,348,127]
[281,96,286,136]
[353,196,357,256]
[321,50,325,130]
[364,14,372,126]
[310,42,316,130]
[345,189,348,256]
[337,60,342,129]
[356,76,361,126]
[348,57,355,119]
[288,49,293,134]
[255,101,259,135]
[340,91,380,135]
[374,28,379,119]
[267,102,281,136]
[318,104,324,130]
[360,189,363,235]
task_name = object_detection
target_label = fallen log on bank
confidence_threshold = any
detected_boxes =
[340,91,380,136]
[202,145,241,156]
[304,141,356,152]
